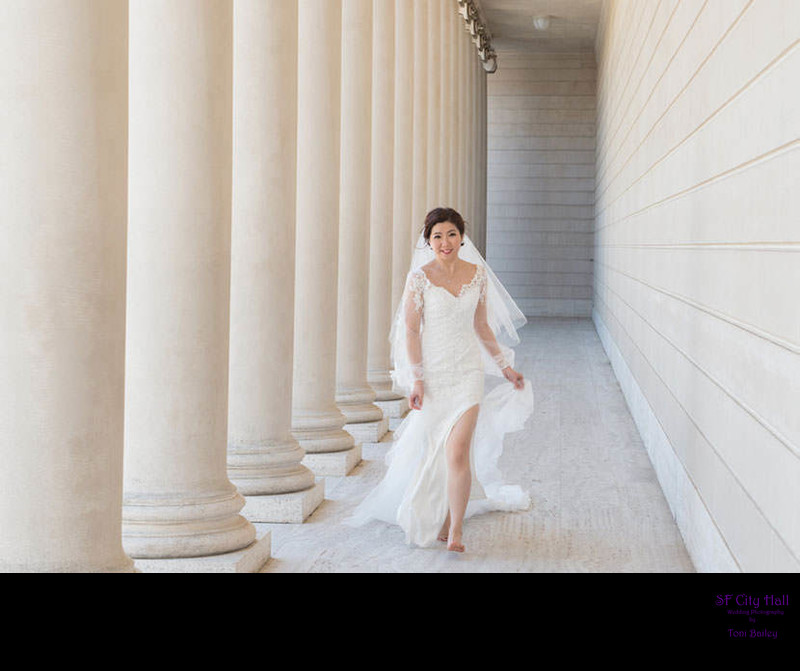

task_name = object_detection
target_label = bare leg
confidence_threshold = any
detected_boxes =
[444,404,480,552]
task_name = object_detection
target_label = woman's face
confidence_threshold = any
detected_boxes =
[429,221,462,261]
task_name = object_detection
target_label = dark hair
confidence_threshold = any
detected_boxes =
[422,207,466,243]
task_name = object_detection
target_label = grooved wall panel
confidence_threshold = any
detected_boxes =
[486,51,597,317]
[593,0,800,572]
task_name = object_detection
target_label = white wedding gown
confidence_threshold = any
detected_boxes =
[347,262,534,547]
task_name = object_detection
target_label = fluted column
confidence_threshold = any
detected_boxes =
[455,11,466,216]
[228,0,323,523]
[451,3,463,208]
[393,0,415,310]
[369,0,405,419]
[467,39,477,228]
[468,49,476,240]
[0,0,134,573]
[478,57,488,255]
[439,0,453,206]
[475,54,482,243]
[460,11,470,218]
[124,0,261,565]
[293,0,359,477]
[473,52,485,250]
[336,0,386,444]
[426,0,441,210]
[411,0,429,245]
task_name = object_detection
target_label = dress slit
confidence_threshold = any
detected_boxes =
[398,400,481,547]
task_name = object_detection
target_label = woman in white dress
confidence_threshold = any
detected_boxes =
[348,207,534,553]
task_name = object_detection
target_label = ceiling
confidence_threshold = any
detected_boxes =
[478,0,602,54]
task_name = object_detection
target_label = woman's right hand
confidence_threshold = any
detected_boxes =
[409,380,424,410]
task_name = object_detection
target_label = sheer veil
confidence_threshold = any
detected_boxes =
[389,233,528,397]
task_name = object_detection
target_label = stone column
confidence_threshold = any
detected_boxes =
[426,0,441,210]
[478,59,488,255]
[411,0,429,246]
[439,0,453,206]
[388,0,415,425]
[0,0,134,573]
[336,0,386,444]
[124,0,264,569]
[369,0,406,422]
[392,0,415,311]
[461,12,470,218]
[474,54,485,250]
[467,41,476,228]
[228,0,323,523]
[293,0,358,477]
[452,4,463,210]
[475,53,481,248]
[454,12,466,216]
[467,49,476,241]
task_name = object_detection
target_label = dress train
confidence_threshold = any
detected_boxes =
[347,377,533,547]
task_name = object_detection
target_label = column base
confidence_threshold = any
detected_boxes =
[376,398,410,430]
[241,481,325,524]
[367,369,394,398]
[302,443,362,477]
[344,414,389,443]
[228,442,317,497]
[361,429,394,459]
[132,531,271,573]
[336,384,384,426]
[122,489,255,559]
[389,414,408,431]
[375,397,407,418]
[292,410,356,453]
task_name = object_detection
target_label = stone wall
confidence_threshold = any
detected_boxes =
[593,0,800,572]
[486,51,596,317]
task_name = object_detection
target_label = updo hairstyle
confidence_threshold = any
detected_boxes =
[422,207,466,245]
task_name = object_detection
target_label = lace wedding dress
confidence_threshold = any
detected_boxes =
[347,236,534,547]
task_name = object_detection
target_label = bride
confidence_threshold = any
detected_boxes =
[347,207,534,553]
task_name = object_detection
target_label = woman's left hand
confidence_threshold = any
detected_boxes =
[503,366,525,390]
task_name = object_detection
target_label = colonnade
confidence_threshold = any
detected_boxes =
[0,0,492,572]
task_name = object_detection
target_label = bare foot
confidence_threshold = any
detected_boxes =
[438,515,450,543]
[447,528,465,553]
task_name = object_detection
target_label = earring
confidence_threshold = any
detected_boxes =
[461,242,465,246]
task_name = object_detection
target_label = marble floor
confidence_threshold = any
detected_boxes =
[256,317,695,573]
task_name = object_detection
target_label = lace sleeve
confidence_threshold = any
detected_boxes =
[404,269,426,314]
[474,266,510,371]
[478,264,488,305]
[403,270,425,382]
